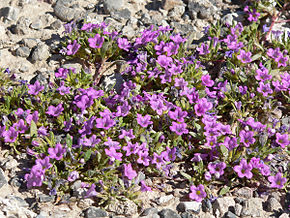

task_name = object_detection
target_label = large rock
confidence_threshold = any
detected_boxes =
[31,43,50,62]
[53,0,84,22]
[213,197,235,217]
[103,0,124,13]
[0,7,19,22]
[241,198,263,217]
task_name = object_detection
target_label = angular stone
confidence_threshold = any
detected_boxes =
[162,0,184,11]
[156,194,174,206]
[31,43,50,62]
[224,211,237,218]
[177,201,201,214]
[233,204,242,217]
[50,20,63,30]
[103,0,124,13]
[213,197,235,217]
[37,194,55,203]
[233,187,253,198]
[180,212,197,218]
[159,209,180,218]
[11,16,31,35]
[30,21,43,30]
[279,213,289,218]
[7,195,29,208]
[84,206,107,218]
[0,7,19,22]
[241,198,263,217]
[107,199,137,216]
[0,169,7,189]
[202,198,212,213]
[265,197,282,212]
[53,0,84,22]
[15,46,31,58]
[140,208,158,216]
[21,38,39,49]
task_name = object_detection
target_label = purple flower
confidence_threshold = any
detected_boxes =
[13,119,28,133]
[170,122,188,136]
[267,48,282,59]
[152,152,165,169]
[68,171,79,182]
[119,129,135,140]
[268,173,287,189]
[247,9,260,22]
[189,184,207,202]
[24,164,45,189]
[88,34,104,49]
[233,158,253,179]
[66,40,80,56]
[196,43,210,55]
[161,147,176,162]
[3,127,18,143]
[115,101,131,117]
[154,41,165,55]
[48,143,66,160]
[104,137,120,149]
[96,115,115,130]
[117,37,131,51]
[137,151,150,166]
[272,30,282,39]
[238,86,248,95]
[168,107,188,123]
[55,68,69,79]
[208,162,226,178]
[239,130,255,147]
[257,82,273,97]
[276,56,288,68]
[140,180,152,192]
[262,24,269,33]
[85,183,97,198]
[237,49,252,63]
[163,42,179,56]
[123,141,139,156]
[201,74,214,87]
[170,34,186,44]
[150,99,167,115]
[223,136,238,151]
[105,147,122,162]
[35,156,52,170]
[174,77,188,89]
[57,82,71,95]
[194,98,213,116]
[28,81,44,95]
[46,103,64,117]
[275,133,289,148]
[136,114,153,128]
[156,55,172,68]
[255,67,272,82]
[123,163,137,180]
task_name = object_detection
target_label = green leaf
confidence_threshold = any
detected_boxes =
[30,120,38,138]
[180,171,192,181]
[251,53,262,61]
[84,149,92,161]
[220,145,228,157]
[66,134,72,149]
[219,186,230,196]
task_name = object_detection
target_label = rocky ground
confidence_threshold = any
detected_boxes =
[0,0,289,217]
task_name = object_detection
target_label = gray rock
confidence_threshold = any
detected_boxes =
[141,208,159,217]
[279,213,289,218]
[37,194,55,203]
[50,20,63,30]
[122,25,136,39]
[30,21,43,30]
[31,43,50,62]
[112,9,131,21]
[15,46,31,58]
[61,63,82,73]
[241,198,263,217]
[21,38,39,49]
[168,5,185,20]
[103,0,124,13]
[7,195,29,208]
[9,176,23,188]
[233,204,242,216]
[101,72,124,93]
[107,199,137,216]
[202,198,212,213]
[2,158,18,170]
[158,209,180,218]
[233,187,253,198]
[162,0,184,11]
[177,202,201,214]
[224,211,237,218]
[12,16,31,35]
[0,169,7,189]
[0,7,19,22]
[213,197,235,217]
[156,194,174,206]
[265,197,282,212]
[84,206,107,218]
[54,0,84,22]
[180,212,197,218]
